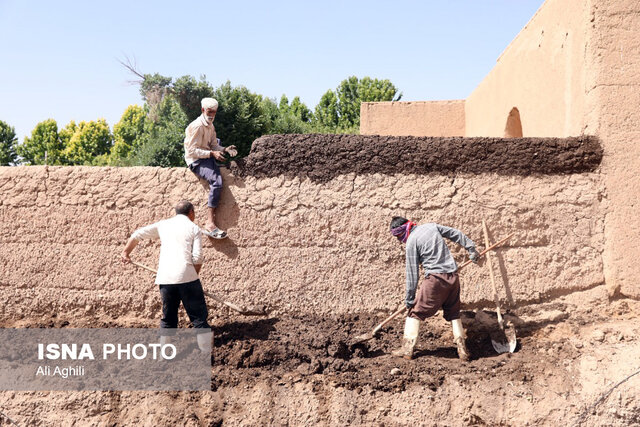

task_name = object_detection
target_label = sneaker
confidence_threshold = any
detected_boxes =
[203,228,227,239]
[454,336,470,361]
[391,338,415,360]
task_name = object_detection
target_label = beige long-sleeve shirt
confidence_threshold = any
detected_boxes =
[131,214,204,284]
[183,114,224,166]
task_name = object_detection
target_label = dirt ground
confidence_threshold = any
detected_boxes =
[0,285,638,426]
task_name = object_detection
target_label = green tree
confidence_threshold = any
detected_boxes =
[314,76,402,131]
[263,95,312,134]
[173,75,215,122]
[111,105,146,161]
[262,97,310,134]
[17,119,64,165]
[289,96,312,122]
[358,76,401,103]
[58,120,78,149]
[278,95,290,113]
[314,90,339,129]
[63,119,114,165]
[0,120,18,165]
[336,76,361,128]
[140,73,172,104]
[134,95,187,167]
[212,81,268,158]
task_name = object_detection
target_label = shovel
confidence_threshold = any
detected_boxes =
[352,232,515,345]
[482,220,517,353]
[131,261,268,316]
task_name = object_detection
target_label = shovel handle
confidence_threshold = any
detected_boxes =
[482,220,504,325]
[130,260,249,314]
[372,305,406,335]
[131,260,157,274]
[458,232,514,270]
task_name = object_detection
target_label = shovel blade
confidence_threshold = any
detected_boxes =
[240,305,269,316]
[490,325,517,354]
[352,333,374,345]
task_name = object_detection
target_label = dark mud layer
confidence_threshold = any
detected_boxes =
[232,134,602,183]
[0,308,583,394]
[209,309,582,393]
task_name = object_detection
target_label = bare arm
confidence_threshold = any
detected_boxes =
[192,230,204,275]
[121,236,139,264]
[121,222,160,264]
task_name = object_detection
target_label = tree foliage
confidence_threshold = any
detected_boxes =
[133,95,187,167]
[262,95,313,134]
[139,73,172,105]
[110,62,404,165]
[111,105,146,161]
[212,81,268,158]
[63,119,113,165]
[0,120,18,166]
[17,119,64,165]
[173,75,215,122]
[314,90,339,129]
[315,76,402,130]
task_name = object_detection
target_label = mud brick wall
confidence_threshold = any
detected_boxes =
[0,134,604,318]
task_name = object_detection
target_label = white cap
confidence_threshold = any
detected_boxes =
[201,98,218,110]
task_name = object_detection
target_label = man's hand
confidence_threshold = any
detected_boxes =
[224,145,238,157]
[121,237,138,265]
[469,247,480,263]
[405,300,415,310]
[210,150,226,161]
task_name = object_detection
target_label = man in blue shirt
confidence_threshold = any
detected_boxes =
[389,216,479,361]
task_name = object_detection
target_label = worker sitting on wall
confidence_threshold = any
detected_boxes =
[183,97,237,239]
[389,216,480,362]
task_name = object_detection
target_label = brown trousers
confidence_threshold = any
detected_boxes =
[408,272,461,321]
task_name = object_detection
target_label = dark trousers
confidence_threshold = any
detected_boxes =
[408,272,461,322]
[189,158,223,208]
[159,279,211,334]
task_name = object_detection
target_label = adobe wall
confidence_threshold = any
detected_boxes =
[464,0,640,298]
[360,101,465,137]
[464,0,591,137]
[0,135,604,319]
[588,0,640,298]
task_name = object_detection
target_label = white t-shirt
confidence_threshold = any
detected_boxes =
[132,214,203,284]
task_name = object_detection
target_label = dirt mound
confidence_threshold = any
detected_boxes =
[233,134,603,182]
[210,312,504,393]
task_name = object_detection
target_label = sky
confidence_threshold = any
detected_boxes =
[0,0,544,141]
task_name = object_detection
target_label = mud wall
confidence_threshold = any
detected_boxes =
[465,0,640,298]
[358,0,640,299]
[464,0,590,137]
[360,100,465,137]
[589,0,640,298]
[0,134,604,319]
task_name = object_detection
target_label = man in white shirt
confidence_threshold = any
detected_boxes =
[121,200,212,352]
[184,97,237,240]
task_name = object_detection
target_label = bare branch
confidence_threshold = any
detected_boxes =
[117,54,144,85]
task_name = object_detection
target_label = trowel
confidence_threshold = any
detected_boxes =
[482,220,517,353]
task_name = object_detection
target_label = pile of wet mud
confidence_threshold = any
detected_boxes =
[0,308,581,395]
[209,310,558,393]
[232,134,602,183]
